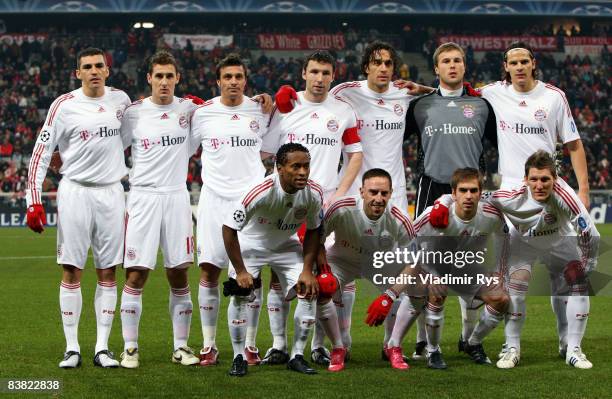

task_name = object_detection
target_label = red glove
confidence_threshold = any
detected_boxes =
[26,204,47,233]
[317,264,338,298]
[564,260,586,285]
[429,202,449,228]
[365,290,397,326]
[463,82,481,97]
[296,223,307,244]
[275,85,297,113]
[184,94,205,105]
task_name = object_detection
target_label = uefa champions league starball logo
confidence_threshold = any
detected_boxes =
[233,210,246,223]
[40,130,51,142]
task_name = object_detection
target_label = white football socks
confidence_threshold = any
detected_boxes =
[290,298,315,359]
[120,285,143,350]
[388,296,423,348]
[317,301,343,349]
[245,286,262,349]
[468,304,504,346]
[169,286,192,350]
[94,281,117,354]
[228,295,247,359]
[198,279,219,349]
[425,301,445,353]
[60,281,82,353]
[267,283,290,351]
[337,282,356,349]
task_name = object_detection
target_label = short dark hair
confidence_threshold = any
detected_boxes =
[303,50,336,73]
[148,50,180,74]
[362,168,392,188]
[216,53,247,80]
[360,41,401,76]
[276,143,310,166]
[503,41,537,83]
[76,47,106,69]
[451,168,483,190]
[524,150,557,178]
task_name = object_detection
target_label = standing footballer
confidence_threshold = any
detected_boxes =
[25,48,131,368]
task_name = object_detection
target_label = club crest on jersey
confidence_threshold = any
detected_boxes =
[378,235,393,250]
[179,115,188,129]
[544,212,557,225]
[534,109,547,122]
[462,104,475,119]
[327,119,339,132]
[126,247,136,261]
[233,210,246,223]
[40,130,51,142]
[294,208,307,220]
[393,103,403,116]
[249,119,260,132]
[116,109,123,120]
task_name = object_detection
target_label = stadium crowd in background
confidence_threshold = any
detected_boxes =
[0,21,610,208]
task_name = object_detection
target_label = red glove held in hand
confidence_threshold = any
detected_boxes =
[365,290,397,326]
[275,85,298,113]
[296,223,307,245]
[26,204,47,233]
[463,82,481,97]
[564,260,586,285]
[184,94,205,105]
[429,202,449,228]
[317,264,338,298]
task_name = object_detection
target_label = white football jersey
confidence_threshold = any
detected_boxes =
[324,195,416,266]
[26,86,131,206]
[121,97,199,190]
[415,201,506,238]
[192,97,270,199]
[480,81,580,182]
[264,91,361,193]
[331,81,414,194]
[224,174,323,251]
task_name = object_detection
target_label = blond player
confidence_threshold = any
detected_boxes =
[25,48,130,368]
[118,51,201,369]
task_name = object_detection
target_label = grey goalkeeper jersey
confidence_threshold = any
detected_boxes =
[404,88,497,183]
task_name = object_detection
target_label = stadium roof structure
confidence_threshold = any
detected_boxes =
[0,0,611,15]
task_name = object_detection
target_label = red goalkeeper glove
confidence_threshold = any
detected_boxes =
[365,289,397,326]
[429,202,449,228]
[564,260,586,285]
[184,94,205,105]
[463,82,481,97]
[317,262,338,298]
[26,204,47,233]
[275,85,298,113]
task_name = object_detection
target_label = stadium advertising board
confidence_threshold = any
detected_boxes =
[0,33,47,45]
[257,33,345,50]
[437,35,558,51]
[163,34,233,50]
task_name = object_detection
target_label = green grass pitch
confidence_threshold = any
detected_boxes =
[1,226,611,398]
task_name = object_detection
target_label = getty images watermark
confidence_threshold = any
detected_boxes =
[358,235,611,297]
